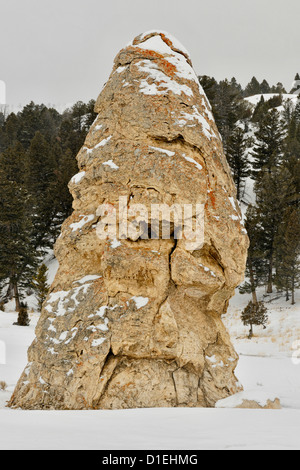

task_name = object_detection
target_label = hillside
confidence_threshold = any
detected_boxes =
[245,93,299,108]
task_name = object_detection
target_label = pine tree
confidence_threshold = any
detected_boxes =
[240,205,265,301]
[0,144,38,312]
[270,82,287,94]
[230,77,243,94]
[294,99,300,123]
[260,79,271,94]
[251,109,285,181]
[211,79,250,149]
[226,125,251,201]
[14,302,30,327]
[241,301,268,339]
[198,75,218,104]
[254,167,293,293]
[252,96,266,123]
[26,131,57,248]
[275,208,300,304]
[3,112,19,147]
[59,100,97,156]
[52,147,78,224]
[282,106,300,207]
[244,77,261,97]
[32,264,49,311]
[282,99,295,126]
[290,74,300,94]
[16,102,61,149]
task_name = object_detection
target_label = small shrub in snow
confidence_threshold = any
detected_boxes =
[14,302,30,327]
[0,381,7,391]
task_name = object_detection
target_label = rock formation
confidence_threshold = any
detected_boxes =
[216,392,282,410]
[9,31,249,410]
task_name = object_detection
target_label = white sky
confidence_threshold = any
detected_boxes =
[0,81,5,105]
[0,0,299,110]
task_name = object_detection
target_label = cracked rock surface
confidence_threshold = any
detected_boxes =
[9,31,249,410]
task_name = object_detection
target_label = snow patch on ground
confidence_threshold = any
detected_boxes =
[245,93,299,107]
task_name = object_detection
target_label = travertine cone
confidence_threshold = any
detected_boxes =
[9,31,249,410]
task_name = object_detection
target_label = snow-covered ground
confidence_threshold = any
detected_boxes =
[225,288,300,357]
[0,281,300,449]
[1,407,300,450]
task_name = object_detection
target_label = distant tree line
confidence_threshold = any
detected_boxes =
[199,74,300,336]
[0,100,96,318]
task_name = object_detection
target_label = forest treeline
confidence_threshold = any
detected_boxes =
[199,74,300,333]
[0,75,299,319]
[0,100,97,312]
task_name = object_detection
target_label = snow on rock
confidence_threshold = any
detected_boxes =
[128,31,216,139]
[115,65,128,74]
[71,171,86,185]
[110,238,122,249]
[91,338,107,347]
[74,275,101,285]
[199,263,217,278]
[131,296,149,309]
[45,291,69,316]
[176,106,216,139]
[84,136,112,155]
[137,59,193,97]
[69,214,95,232]
[183,154,203,171]
[132,30,191,58]
[149,146,175,157]
[102,160,119,170]
[133,31,208,101]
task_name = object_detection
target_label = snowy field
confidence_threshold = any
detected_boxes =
[0,284,300,450]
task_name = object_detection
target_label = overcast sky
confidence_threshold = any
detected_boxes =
[1,0,299,110]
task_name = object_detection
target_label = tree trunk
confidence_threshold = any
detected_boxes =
[267,253,273,294]
[13,282,21,314]
[5,280,15,302]
[248,257,258,305]
[249,323,253,339]
[236,179,241,202]
[286,286,289,302]
[291,276,295,306]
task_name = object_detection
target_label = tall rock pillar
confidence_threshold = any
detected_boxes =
[9,31,248,410]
